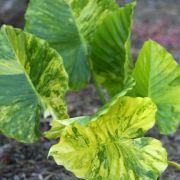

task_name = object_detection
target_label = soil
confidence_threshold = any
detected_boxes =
[0,0,180,179]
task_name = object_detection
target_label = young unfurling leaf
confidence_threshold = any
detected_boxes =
[0,25,68,143]
[48,96,167,179]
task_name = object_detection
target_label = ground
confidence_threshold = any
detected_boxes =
[0,0,180,179]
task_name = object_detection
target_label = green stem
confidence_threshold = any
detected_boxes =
[168,161,180,169]
[88,59,106,104]
[93,74,107,105]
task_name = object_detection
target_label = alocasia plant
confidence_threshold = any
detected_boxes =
[0,0,180,179]
[0,25,68,143]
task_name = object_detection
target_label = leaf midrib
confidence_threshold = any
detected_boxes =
[67,1,88,56]
[3,27,43,107]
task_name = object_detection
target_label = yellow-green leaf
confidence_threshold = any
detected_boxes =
[133,40,180,134]
[49,96,167,179]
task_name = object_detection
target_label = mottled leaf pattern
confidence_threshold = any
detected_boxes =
[49,96,167,179]
[0,25,68,143]
[91,2,135,97]
[133,40,180,134]
[44,116,90,139]
[25,0,118,90]
[45,77,135,139]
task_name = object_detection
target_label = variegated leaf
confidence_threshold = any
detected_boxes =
[0,25,68,143]
[45,78,135,139]
[49,96,167,179]
[133,40,180,134]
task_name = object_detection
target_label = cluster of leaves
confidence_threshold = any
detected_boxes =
[0,0,180,179]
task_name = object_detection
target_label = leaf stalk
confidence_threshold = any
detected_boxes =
[88,59,107,104]
[168,161,180,170]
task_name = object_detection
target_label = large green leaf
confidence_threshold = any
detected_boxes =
[133,40,180,134]
[0,25,68,143]
[49,96,167,179]
[91,2,135,97]
[25,0,119,90]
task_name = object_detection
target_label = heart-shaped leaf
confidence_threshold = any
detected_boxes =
[133,40,180,134]
[0,25,68,143]
[25,0,119,90]
[48,96,167,179]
